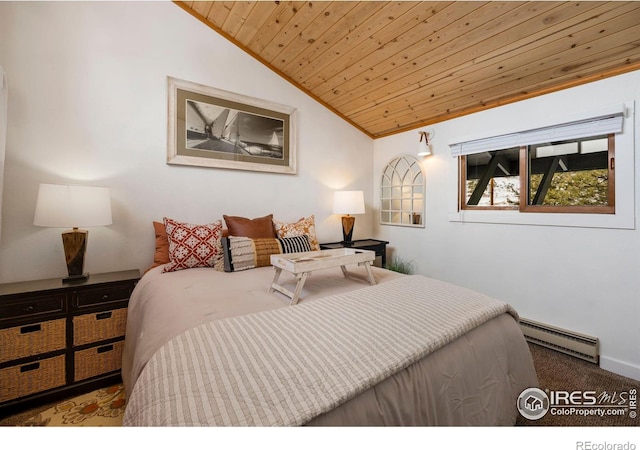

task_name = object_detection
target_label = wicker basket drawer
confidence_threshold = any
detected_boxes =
[73,308,127,346]
[74,340,124,382]
[0,354,66,403]
[0,319,66,364]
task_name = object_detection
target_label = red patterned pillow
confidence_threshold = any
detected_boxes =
[162,217,223,273]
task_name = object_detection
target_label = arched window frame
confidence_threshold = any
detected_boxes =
[380,154,425,227]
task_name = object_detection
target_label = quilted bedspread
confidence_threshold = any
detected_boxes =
[123,275,518,426]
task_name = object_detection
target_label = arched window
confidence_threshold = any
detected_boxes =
[380,155,425,227]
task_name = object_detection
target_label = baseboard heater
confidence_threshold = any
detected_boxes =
[519,318,599,364]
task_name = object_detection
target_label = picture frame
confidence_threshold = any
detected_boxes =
[167,77,297,174]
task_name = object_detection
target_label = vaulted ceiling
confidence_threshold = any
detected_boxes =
[175,1,640,139]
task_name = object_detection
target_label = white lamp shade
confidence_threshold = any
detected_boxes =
[418,140,432,156]
[34,184,113,228]
[332,190,365,215]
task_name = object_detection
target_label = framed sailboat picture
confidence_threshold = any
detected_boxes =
[167,77,297,174]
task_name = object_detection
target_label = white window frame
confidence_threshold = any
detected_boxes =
[448,101,635,230]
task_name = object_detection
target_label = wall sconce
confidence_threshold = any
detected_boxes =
[418,129,434,156]
[332,190,365,246]
[34,183,113,283]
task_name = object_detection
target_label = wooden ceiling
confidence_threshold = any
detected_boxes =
[175,1,640,139]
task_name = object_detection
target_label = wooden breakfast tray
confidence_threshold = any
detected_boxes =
[269,248,376,305]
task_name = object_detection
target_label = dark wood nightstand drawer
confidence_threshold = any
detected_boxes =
[0,355,66,403]
[74,340,124,382]
[73,308,127,346]
[0,294,66,322]
[72,284,133,309]
[0,319,66,363]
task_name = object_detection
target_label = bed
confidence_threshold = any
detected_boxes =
[121,263,538,426]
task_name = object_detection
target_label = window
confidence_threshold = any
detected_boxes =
[453,110,623,215]
[462,147,520,209]
[460,134,615,213]
[381,155,425,227]
[524,135,614,213]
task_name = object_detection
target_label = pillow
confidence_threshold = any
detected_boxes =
[273,215,320,251]
[151,221,170,269]
[277,235,312,254]
[223,214,276,239]
[222,235,311,272]
[162,217,224,273]
[147,221,228,273]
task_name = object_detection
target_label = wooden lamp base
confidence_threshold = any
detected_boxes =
[61,228,89,283]
[341,215,355,246]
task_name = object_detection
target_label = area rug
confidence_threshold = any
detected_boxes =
[2,384,125,427]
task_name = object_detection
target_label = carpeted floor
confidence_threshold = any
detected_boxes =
[1,343,638,426]
[516,343,639,426]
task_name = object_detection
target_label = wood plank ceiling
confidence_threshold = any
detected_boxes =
[175,1,640,139]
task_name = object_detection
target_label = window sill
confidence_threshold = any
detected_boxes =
[448,209,634,230]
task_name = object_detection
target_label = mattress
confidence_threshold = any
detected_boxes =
[122,265,538,426]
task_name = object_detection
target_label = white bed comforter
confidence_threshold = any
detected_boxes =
[123,275,517,426]
[122,265,405,395]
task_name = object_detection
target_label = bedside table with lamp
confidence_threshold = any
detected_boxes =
[0,183,140,418]
[323,190,389,267]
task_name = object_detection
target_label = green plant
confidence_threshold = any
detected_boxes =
[384,257,414,274]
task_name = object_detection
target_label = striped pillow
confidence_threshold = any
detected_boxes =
[222,235,311,272]
[277,235,311,253]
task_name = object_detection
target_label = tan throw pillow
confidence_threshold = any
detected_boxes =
[274,215,320,251]
[223,214,276,238]
[222,237,280,272]
[222,235,312,272]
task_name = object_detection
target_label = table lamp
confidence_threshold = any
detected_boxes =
[332,190,365,246]
[34,183,112,282]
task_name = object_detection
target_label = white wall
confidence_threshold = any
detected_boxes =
[374,71,640,380]
[0,1,374,283]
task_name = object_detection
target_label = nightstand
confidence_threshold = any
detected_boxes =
[0,269,140,418]
[319,239,389,267]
